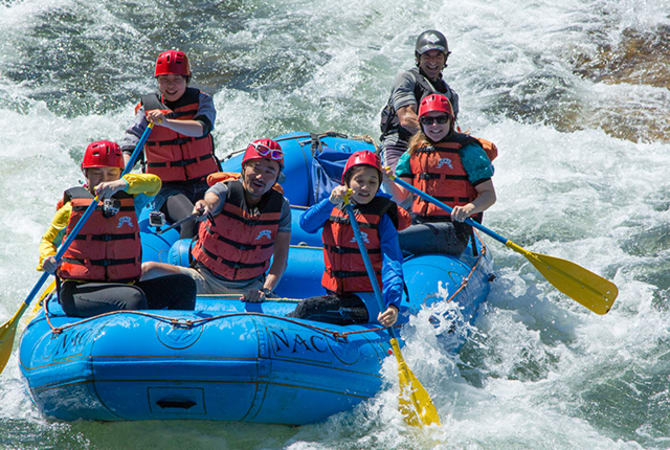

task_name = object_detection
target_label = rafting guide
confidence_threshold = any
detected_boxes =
[379,29,459,172]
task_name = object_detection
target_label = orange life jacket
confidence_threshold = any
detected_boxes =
[57,187,142,283]
[191,180,284,281]
[473,136,498,161]
[454,126,498,162]
[140,88,218,182]
[408,134,482,222]
[321,196,401,294]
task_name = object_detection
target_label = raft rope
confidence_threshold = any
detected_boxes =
[40,232,489,340]
[43,304,368,341]
[224,131,377,159]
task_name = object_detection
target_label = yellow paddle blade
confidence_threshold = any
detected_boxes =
[506,241,618,315]
[0,280,53,373]
[391,338,441,427]
[0,302,29,374]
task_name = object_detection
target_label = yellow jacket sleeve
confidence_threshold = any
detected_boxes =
[123,173,162,197]
[36,203,71,271]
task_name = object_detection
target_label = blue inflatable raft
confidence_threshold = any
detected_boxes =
[18,131,494,424]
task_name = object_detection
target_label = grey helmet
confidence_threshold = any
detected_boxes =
[415,30,450,57]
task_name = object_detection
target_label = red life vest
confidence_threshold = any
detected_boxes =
[408,134,481,222]
[140,88,218,182]
[321,197,401,295]
[191,180,284,281]
[57,187,142,283]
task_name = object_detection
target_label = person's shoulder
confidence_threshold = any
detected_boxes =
[459,137,489,157]
[372,195,409,230]
[370,194,397,212]
[451,133,481,148]
[280,194,291,207]
[457,138,493,172]
[393,67,419,84]
[195,87,214,99]
[265,187,288,208]
[179,87,203,103]
[394,150,413,177]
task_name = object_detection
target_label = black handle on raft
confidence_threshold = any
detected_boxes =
[156,399,197,409]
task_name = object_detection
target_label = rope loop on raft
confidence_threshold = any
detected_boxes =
[39,234,488,340]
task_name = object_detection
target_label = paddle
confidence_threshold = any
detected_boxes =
[156,213,197,235]
[26,280,57,323]
[342,191,441,427]
[388,174,618,315]
[0,123,154,374]
[156,210,215,235]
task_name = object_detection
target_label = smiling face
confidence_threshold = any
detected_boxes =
[157,74,188,102]
[418,49,447,81]
[241,158,281,204]
[420,111,452,142]
[346,166,380,205]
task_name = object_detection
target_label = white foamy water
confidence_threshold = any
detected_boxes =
[1,0,669,447]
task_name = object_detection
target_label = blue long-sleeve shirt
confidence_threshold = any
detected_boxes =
[300,197,404,310]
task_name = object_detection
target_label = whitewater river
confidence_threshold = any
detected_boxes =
[1,0,669,448]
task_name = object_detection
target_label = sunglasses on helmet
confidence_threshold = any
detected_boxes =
[251,142,283,160]
[420,115,450,125]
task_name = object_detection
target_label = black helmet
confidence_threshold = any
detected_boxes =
[415,30,450,57]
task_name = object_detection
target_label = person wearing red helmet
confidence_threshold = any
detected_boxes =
[379,30,459,174]
[37,140,196,317]
[120,49,218,240]
[141,139,291,302]
[391,93,497,255]
[288,150,410,327]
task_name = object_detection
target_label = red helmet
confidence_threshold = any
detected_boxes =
[154,50,191,78]
[242,138,284,169]
[418,94,454,119]
[341,150,382,184]
[81,140,124,170]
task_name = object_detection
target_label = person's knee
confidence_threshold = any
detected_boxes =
[123,287,148,310]
[141,274,197,310]
[172,274,197,309]
[166,194,194,221]
[141,261,155,279]
[287,297,318,318]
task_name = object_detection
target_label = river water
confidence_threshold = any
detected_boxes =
[1,0,669,448]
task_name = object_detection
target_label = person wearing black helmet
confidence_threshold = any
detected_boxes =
[379,30,459,173]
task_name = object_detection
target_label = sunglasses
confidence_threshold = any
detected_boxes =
[420,115,450,125]
[251,142,283,160]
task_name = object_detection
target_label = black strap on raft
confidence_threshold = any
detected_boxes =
[403,281,411,303]
[469,228,478,257]
[55,275,62,299]
[308,131,349,157]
